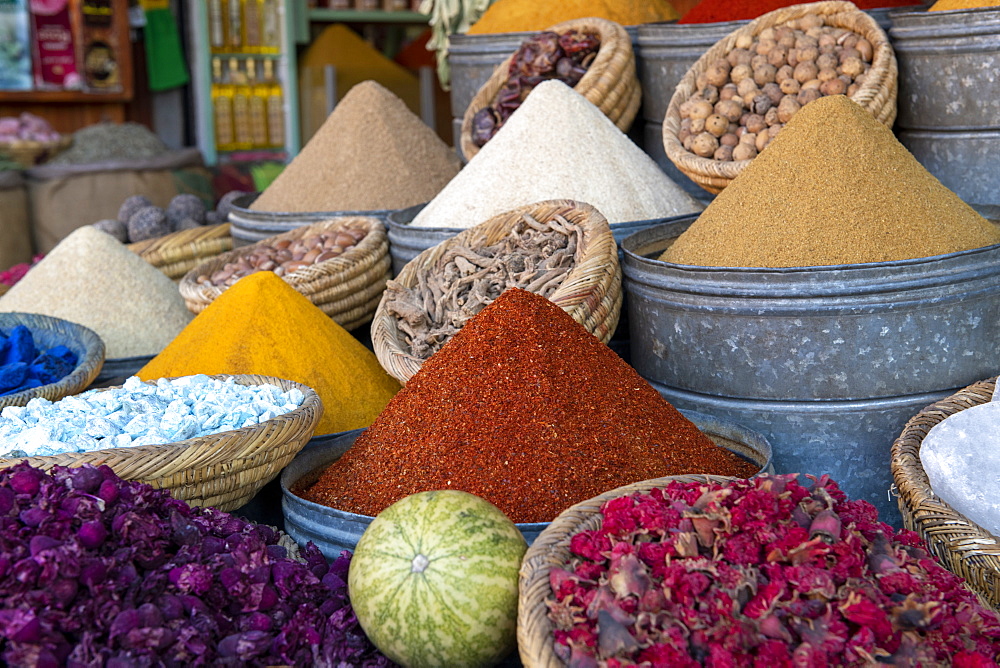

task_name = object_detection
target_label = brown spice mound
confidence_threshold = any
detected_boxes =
[251,81,461,213]
[300,288,758,523]
[659,95,1000,268]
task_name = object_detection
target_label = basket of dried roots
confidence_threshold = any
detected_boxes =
[371,199,622,385]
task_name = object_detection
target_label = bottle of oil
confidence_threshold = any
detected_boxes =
[241,0,261,52]
[227,0,243,51]
[229,57,253,150]
[247,58,269,148]
[208,0,226,51]
[211,57,235,151]
[263,58,285,149]
[260,0,280,55]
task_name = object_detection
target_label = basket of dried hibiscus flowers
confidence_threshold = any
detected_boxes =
[371,199,621,385]
[517,472,1000,667]
[459,17,640,162]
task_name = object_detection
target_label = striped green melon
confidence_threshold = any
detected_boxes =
[348,489,528,668]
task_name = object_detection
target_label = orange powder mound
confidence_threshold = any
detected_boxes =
[138,271,400,436]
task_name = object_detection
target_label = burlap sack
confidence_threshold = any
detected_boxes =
[25,148,209,253]
[0,170,35,269]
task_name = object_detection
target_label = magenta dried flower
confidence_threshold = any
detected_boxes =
[550,474,1000,666]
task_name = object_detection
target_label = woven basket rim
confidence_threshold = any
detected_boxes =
[661,0,897,194]
[459,16,639,161]
[127,222,232,257]
[0,312,106,409]
[890,375,1000,608]
[179,216,386,306]
[371,199,621,385]
[0,373,322,465]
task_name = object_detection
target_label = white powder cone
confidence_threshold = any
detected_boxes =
[0,226,193,358]
[411,80,704,229]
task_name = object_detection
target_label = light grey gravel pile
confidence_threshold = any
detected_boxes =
[0,374,305,457]
[0,226,193,358]
[410,80,704,229]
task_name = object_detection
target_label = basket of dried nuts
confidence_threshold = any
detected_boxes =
[663,1,897,194]
[460,17,640,162]
[179,217,391,331]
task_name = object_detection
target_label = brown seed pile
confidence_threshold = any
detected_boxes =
[196,227,367,288]
[250,81,462,213]
[678,13,876,162]
[660,95,1000,268]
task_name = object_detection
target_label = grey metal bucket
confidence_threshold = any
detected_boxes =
[385,203,455,276]
[621,218,1000,526]
[636,20,747,201]
[280,415,773,561]
[889,6,1000,207]
[227,193,393,247]
[386,203,700,277]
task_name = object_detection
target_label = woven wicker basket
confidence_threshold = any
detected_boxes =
[0,135,72,168]
[662,1,898,194]
[518,472,738,667]
[891,376,1000,610]
[179,217,391,331]
[460,17,641,162]
[127,223,233,281]
[371,199,622,385]
[0,312,105,409]
[0,374,323,512]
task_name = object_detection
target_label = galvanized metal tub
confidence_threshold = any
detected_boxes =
[621,218,1000,526]
[635,21,748,199]
[387,203,701,276]
[890,6,1000,207]
[280,414,774,561]
[385,203,454,276]
[226,193,393,247]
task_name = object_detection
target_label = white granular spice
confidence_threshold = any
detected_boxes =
[0,226,193,358]
[411,80,704,229]
[0,374,305,457]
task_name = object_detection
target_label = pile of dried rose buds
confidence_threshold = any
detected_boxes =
[547,474,1000,667]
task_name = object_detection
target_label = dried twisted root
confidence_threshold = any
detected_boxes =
[385,214,582,359]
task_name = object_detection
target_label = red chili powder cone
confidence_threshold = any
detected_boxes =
[302,287,758,522]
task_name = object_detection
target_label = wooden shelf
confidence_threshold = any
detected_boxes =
[308,9,429,23]
[0,89,132,104]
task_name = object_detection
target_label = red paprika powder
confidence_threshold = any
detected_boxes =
[300,288,759,523]
[679,0,922,24]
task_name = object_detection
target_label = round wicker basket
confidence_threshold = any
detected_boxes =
[460,17,641,162]
[179,216,391,331]
[0,312,105,409]
[891,376,1000,610]
[127,223,233,281]
[662,0,898,194]
[0,374,323,512]
[518,472,738,667]
[0,135,72,168]
[371,199,622,385]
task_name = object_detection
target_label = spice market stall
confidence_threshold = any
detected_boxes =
[4,0,1000,664]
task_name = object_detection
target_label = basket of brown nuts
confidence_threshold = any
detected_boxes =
[663,1,897,194]
[460,16,641,162]
[179,217,391,331]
